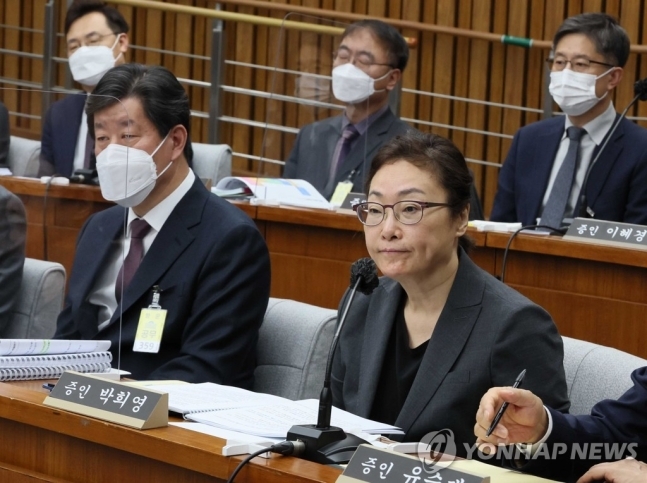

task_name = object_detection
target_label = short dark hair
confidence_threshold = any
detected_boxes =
[342,20,409,71]
[86,64,193,163]
[367,131,473,251]
[553,13,630,67]
[65,0,129,36]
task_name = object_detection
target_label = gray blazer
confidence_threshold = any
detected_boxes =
[0,186,26,333]
[331,251,569,457]
[283,108,411,199]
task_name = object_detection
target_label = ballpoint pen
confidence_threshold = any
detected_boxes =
[486,369,526,437]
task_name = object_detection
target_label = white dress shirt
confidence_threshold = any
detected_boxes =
[72,108,89,172]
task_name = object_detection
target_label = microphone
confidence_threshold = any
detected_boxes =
[575,77,647,220]
[286,257,378,465]
[69,168,99,185]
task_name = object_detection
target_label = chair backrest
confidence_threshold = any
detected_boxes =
[2,258,65,339]
[191,142,232,185]
[562,336,647,415]
[8,136,41,177]
[254,298,337,400]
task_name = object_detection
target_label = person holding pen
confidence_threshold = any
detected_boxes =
[474,367,647,482]
[330,131,569,458]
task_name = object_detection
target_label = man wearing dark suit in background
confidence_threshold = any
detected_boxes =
[55,64,271,387]
[40,0,129,177]
[0,101,9,167]
[283,19,411,200]
[491,13,647,227]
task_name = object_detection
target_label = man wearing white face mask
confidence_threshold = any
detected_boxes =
[283,20,412,200]
[491,13,647,227]
[54,64,271,387]
[39,0,129,178]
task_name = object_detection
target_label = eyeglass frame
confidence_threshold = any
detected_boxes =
[332,49,395,70]
[545,57,615,73]
[353,200,454,226]
[67,31,119,53]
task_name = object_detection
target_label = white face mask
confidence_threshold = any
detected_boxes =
[96,134,172,208]
[331,63,391,104]
[549,67,614,116]
[68,34,123,86]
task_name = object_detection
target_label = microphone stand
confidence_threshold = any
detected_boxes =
[286,274,370,464]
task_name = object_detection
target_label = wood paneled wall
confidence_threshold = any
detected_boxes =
[1,0,646,215]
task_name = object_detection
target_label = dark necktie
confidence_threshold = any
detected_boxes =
[540,126,586,229]
[329,124,360,180]
[115,219,152,303]
[83,131,94,169]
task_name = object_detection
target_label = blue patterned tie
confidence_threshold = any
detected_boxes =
[540,126,586,229]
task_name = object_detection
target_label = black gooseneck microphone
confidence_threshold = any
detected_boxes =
[575,77,647,219]
[286,257,379,465]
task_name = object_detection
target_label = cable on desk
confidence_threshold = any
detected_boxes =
[226,440,305,483]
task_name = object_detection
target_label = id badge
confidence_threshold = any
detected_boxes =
[133,286,166,353]
[330,181,354,207]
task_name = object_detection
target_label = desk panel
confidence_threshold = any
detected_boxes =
[0,382,341,483]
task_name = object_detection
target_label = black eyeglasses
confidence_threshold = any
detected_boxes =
[353,201,453,226]
[545,57,615,73]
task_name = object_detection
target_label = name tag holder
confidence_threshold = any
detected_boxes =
[337,445,487,483]
[44,371,168,430]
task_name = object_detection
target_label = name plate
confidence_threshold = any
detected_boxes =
[337,445,487,483]
[564,217,647,250]
[336,192,367,215]
[44,371,168,430]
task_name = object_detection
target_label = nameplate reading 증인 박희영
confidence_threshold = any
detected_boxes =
[564,217,647,251]
[337,444,487,483]
[44,371,168,430]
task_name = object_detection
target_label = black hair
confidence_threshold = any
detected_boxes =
[553,13,630,67]
[367,131,473,252]
[86,63,193,163]
[65,0,129,36]
[342,20,409,71]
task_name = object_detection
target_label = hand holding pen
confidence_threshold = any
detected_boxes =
[486,369,526,437]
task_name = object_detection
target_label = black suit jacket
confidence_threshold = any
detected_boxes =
[519,367,647,482]
[283,108,412,199]
[331,251,569,457]
[0,101,9,167]
[0,186,26,334]
[55,178,271,388]
[491,115,647,226]
[40,93,88,177]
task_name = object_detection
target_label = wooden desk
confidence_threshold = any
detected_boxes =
[2,177,646,358]
[486,231,647,360]
[0,380,340,482]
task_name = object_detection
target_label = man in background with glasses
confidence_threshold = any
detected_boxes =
[39,0,129,177]
[283,19,412,201]
[491,13,647,228]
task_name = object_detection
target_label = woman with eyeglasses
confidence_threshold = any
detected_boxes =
[331,131,569,458]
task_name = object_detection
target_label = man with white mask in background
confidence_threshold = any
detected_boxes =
[39,0,129,177]
[491,13,647,227]
[54,64,271,386]
[283,20,412,200]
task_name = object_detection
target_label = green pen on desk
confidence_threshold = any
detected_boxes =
[486,369,526,437]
